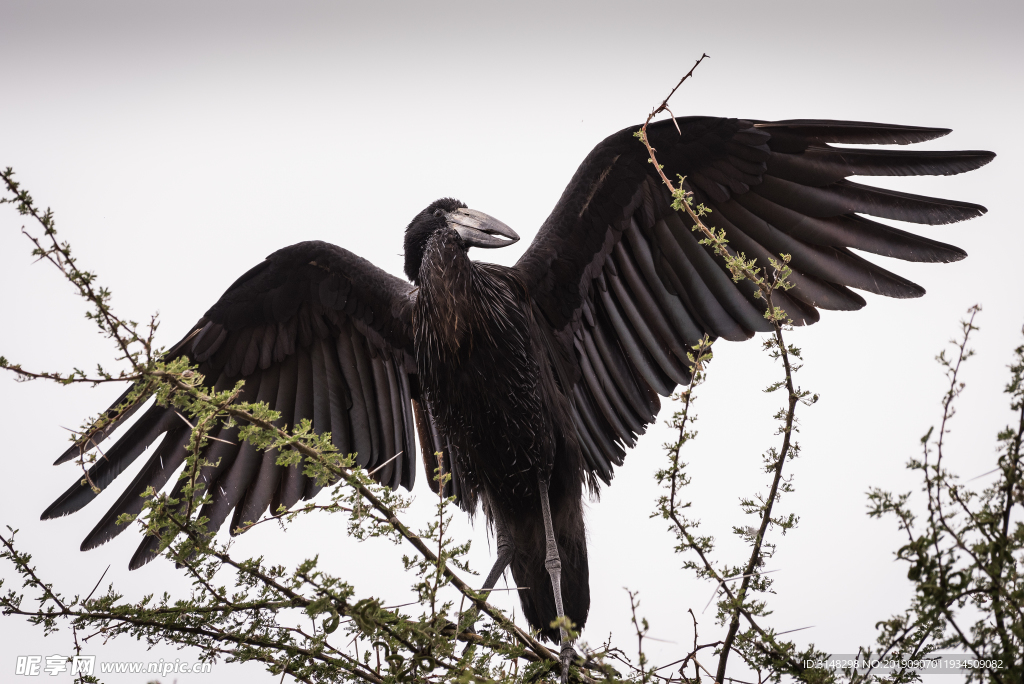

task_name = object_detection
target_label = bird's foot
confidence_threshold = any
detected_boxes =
[459,618,479,657]
[559,640,576,684]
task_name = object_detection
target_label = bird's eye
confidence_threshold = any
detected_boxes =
[433,209,445,218]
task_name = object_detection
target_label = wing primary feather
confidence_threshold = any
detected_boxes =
[309,338,332,439]
[651,246,717,334]
[54,384,153,465]
[569,402,613,484]
[235,352,298,530]
[572,384,625,467]
[201,443,256,535]
[786,272,867,311]
[43,408,179,519]
[753,175,986,225]
[305,339,335,500]
[652,218,749,341]
[383,355,406,490]
[835,178,988,223]
[770,286,820,326]
[188,423,243,503]
[707,204,867,311]
[128,419,241,570]
[278,345,314,511]
[624,218,704,345]
[320,336,352,452]
[604,263,692,385]
[574,336,635,447]
[754,120,952,145]
[735,191,967,263]
[716,199,925,298]
[79,426,190,551]
[767,147,995,186]
[396,365,418,490]
[369,350,397,485]
[128,528,163,570]
[673,212,819,325]
[349,328,382,467]
[188,321,216,354]
[205,363,280,534]
[579,327,645,435]
[716,239,820,325]
[336,327,374,467]
[612,240,692,362]
[588,300,659,419]
[825,213,965,263]
[595,275,674,396]
[663,211,771,334]
[182,373,261,520]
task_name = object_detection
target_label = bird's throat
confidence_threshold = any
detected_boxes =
[414,232,477,359]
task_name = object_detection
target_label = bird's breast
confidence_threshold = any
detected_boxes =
[414,262,552,505]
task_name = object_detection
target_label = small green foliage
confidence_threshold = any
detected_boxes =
[865,306,1023,684]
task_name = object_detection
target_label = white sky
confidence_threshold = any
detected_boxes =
[1,1,1022,681]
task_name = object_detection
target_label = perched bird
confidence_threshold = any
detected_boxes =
[42,117,993,668]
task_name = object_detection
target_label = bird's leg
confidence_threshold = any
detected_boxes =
[538,475,574,684]
[482,512,515,590]
[460,508,514,652]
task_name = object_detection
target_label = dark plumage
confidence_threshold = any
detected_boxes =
[42,117,994,649]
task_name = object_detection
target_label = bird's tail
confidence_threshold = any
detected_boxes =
[507,493,590,642]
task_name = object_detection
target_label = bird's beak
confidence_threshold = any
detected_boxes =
[448,208,520,249]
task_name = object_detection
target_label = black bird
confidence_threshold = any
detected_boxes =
[42,117,993,666]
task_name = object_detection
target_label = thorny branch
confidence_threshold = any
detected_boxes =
[640,57,816,683]
[0,168,158,380]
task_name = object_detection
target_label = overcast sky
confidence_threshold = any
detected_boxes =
[1,1,1022,681]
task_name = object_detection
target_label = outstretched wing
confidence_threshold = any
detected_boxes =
[514,116,994,484]
[43,240,420,568]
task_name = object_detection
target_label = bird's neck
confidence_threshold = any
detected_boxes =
[415,231,477,357]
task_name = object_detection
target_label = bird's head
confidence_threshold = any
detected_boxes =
[403,198,520,283]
